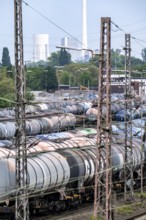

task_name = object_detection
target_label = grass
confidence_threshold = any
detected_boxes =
[90,215,103,220]
[117,205,134,215]
[117,201,146,215]
[135,192,146,199]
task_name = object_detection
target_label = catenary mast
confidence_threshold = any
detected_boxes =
[14,0,29,219]
[94,17,112,220]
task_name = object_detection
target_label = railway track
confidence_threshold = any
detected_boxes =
[123,211,146,220]
[31,203,93,220]
[31,206,146,220]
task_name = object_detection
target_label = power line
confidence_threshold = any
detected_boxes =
[22,0,87,49]
[122,18,146,28]
[111,20,146,49]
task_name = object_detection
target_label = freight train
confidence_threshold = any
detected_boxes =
[0,134,145,217]
[0,96,145,218]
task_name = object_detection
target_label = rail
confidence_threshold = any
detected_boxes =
[123,211,146,220]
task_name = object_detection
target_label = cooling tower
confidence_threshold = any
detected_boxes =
[33,34,49,62]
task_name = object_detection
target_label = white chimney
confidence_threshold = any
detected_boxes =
[82,0,88,59]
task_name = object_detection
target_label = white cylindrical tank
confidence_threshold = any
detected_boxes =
[0,152,70,202]
[86,108,98,121]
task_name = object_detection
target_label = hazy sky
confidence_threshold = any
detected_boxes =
[1,0,146,63]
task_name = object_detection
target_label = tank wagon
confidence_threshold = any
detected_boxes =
[116,106,146,121]
[0,113,76,140]
[0,135,144,216]
[86,103,125,121]
[0,101,93,118]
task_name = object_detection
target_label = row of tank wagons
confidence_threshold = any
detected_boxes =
[36,128,97,141]
[0,114,76,139]
[31,101,92,115]
[0,101,93,118]
[0,93,129,119]
[86,104,146,122]
[86,103,125,121]
[0,103,129,141]
[0,125,116,149]
[0,125,141,152]
[0,115,144,148]
[0,136,144,209]
[0,93,143,119]
[116,107,146,121]
[87,93,125,102]
[0,128,97,149]
[0,122,141,150]
[112,118,146,139]
[0,112,145,147]
[31,94,126,115]
[28,123,146,152]
[0,136,97,157]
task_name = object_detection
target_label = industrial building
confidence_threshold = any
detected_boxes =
[61,36,79,62]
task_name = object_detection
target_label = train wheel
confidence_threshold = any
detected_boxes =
[35,209,40,214]
[60,201,66,211]
[29,208,34,215]
[54,201,61,213]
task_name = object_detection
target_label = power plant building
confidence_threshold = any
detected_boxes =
[33,34,49,62]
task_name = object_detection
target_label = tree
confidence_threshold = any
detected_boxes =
[48,52,60,67]
[1,47,11,67]
[0,68,14,107]
[48,50,71,67]
[26,67,43,90]
[142,48,146,63]
[60,63,98,88]
[42,66,58,92]
[89,54,100,67]
[59,49,71,66]
[60,71,70,85]
[37,60,47,67]
[26,91,35,102]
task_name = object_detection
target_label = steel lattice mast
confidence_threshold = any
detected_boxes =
[94,17,112,220]
[141,73,145,202]
[14,0,29,219]
[123,34,134,202]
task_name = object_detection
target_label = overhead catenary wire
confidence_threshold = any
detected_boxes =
[111,20,146,49]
